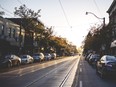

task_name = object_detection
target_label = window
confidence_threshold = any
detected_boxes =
[1,25,4,35]
[106,56,116,61]
[13,29,15,38]
[114,15,116,23]
[8,28,12,38]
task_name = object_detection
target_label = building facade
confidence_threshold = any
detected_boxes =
[107,0,116,55]
[0,16,25,57]
[7,18,45,55]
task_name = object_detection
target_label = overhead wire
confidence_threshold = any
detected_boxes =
[17,0,23,5]
[58,0,71,28]
[92,0,102,23]
[0,4,14,17]
[93,0,102,16]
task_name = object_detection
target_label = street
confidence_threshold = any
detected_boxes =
[75,56,116,87]
[1,55,116,87]
[0,56,79,87]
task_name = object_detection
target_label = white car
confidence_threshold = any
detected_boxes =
[51,53,56,59]
[20,55,34,64]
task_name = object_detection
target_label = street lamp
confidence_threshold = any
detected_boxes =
[86,12,106,54]
[86,12,105,27]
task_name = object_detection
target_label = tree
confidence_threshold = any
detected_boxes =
[83,24,112,54]
[14,4,43,54]
[14,4,41,18]
[83,25,102,52]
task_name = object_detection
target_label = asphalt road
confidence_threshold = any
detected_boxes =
[0,56,79,87]
[75,56,116,87]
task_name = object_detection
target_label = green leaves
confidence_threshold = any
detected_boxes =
[14,4,41,18]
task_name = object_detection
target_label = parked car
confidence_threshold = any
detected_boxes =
[0,54,21,68]
[88,54,100,66]
[44,53,52,61]
[20,55,34,64]
[85,53,93,61]
[51,53,56,59]
[96,55,116,78]
[33,53,44,62]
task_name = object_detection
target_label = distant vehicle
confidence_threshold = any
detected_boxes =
[51,53,56,59]
[88,54,100,66]
[70,52,74,56]
[33,53,44,62]
[85,53,93,61]
[0,54,21,68]
[20,55,34,64]
[96,55,116,78]
[44,53,52,61]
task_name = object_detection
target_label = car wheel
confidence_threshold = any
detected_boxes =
[100,69,106,79]
[39,59,41,62]
[7,62,12,68]
[96,67,99,75]
[17,61,20,66]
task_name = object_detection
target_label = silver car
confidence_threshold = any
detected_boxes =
[44,53,52,61]
[20,55,34,64]
[51,53,57,59]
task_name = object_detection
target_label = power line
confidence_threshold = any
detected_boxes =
[17,0,23,5]
[0,5,13,15]
[58,0,71,28]
[0,4,14,17]
[93,0,103,23]
[93,0,102,16]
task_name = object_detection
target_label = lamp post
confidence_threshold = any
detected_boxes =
[86,12,106,54]
[86,12,105,27]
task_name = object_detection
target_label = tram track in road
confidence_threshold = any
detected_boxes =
[0,56,80,87]
[59,57,79,87]
[24,57,79,87]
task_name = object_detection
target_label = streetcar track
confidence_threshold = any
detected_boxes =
[24,57,79,87]
[59,58,79,87]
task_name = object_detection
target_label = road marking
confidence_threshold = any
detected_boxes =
[80,68,82,72]
[80,81,83,87]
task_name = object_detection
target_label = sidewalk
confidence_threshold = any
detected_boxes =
[72,55,116,87]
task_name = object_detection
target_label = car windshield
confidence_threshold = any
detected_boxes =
[33,54,40,56]
[45,53,49,55]
[21,55,27,58]
[93,54,100,58]
[106,56,116,61]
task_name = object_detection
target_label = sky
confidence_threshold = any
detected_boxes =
[0,0,113,47]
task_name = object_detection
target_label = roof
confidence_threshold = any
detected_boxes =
[107,0,116,13]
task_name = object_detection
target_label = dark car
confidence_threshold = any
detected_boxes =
[0,54,21,68]
[88,54,100,66]
[96,55,116,78]
[33,53,44,62]
[85,53,93,61]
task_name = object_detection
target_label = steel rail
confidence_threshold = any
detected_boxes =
[24,58,78,87]
[59,58,78,87]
